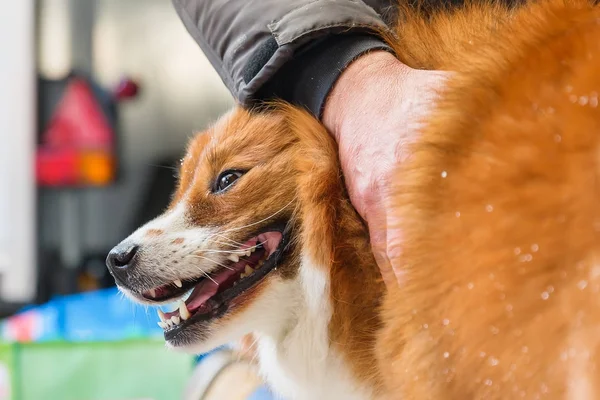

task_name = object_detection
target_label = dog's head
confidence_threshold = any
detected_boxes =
[106,106,344,352]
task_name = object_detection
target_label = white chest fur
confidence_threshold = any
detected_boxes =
[254,258,374,400]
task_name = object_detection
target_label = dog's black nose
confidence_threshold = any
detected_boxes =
[106,244,139,270]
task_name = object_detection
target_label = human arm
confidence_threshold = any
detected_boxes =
[172,0,450,286]
[171,0,395,117]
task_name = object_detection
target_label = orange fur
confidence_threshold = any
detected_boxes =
[286,105,386,388]
[378,0,600,398]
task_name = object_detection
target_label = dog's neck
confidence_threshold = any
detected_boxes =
[255,176,384,399]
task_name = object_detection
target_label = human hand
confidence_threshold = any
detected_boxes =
[322,51,450,287]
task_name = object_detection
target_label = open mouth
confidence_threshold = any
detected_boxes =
[139,225,288,341]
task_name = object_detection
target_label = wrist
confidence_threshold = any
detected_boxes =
[322,51,413,142]
[254,35,393,118]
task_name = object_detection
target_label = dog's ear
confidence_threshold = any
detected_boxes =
[277,104,343,269]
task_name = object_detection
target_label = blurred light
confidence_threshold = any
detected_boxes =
[37,77,117,187]
[38,0,72,78]
[79,151,115,185]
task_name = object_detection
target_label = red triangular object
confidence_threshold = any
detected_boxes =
[36,77,116,186]
[42,77,113,149]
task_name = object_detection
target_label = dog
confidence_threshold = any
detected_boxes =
[106,106,385,399]
[378,0,600,398]
[107,0,600,398]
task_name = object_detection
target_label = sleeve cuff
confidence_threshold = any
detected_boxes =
[253,34,393,119]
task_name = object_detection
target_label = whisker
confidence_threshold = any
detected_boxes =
[211,234,247,247]
[190,254,234,271]
[210,240,239,249]
[204,235,255,250]
[202,250,240,255]
[175,196,295,260]
[190,249,240,255]
[162,264,179,277]
[198,267,218,285]
[201,240,267,255]
[146,163,178,171]
[184,240,268,258]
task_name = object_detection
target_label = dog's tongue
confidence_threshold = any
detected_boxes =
[163,232,283,319]
[185,281,218,312]
[184,259,247,311]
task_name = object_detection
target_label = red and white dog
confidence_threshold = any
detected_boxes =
[108,0,600,398]
[106,106,385,399]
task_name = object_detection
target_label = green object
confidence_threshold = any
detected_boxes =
[0,340,193,400]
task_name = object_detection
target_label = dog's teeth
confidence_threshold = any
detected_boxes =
[174,279,183,288]
[228,254,240,263]
[166,319,174,328]
[250,247,256,253]
[157,309,166,323]
[158,321,168,329]
[149,288,156,298]
[171,315,181,325]
[245,249,252,257]
[179,300,191,320]
[240,265,254,279]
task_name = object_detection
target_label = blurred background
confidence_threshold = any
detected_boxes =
[0,1,249,399]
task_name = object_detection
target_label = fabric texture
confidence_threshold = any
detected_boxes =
[171,0,393,116]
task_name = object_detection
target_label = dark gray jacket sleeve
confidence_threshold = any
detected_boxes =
[172,0,395,118]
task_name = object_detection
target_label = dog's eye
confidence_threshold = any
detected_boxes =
[214,170,244,193]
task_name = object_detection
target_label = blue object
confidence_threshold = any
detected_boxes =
[248,386,276,400]
[1,287,164,343]
[193,345,230,365]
